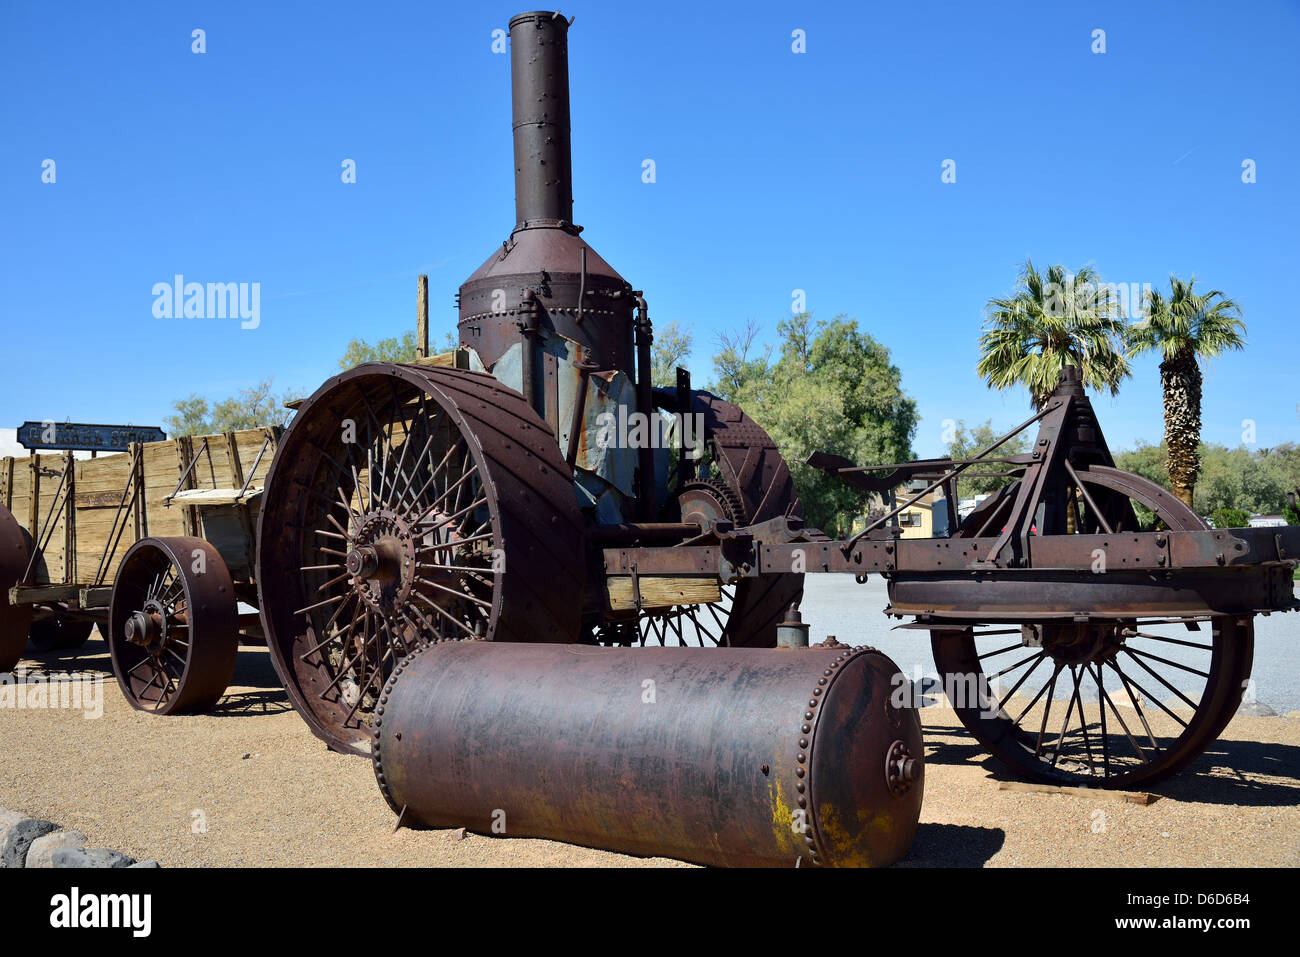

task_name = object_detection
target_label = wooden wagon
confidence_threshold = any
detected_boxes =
[0,427,280,712]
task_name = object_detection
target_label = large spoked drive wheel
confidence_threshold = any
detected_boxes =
[108,537,239,714]
[932,466,1254,788]
[256,364,585,755]
[0,506,33,673]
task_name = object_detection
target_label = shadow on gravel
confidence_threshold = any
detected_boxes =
[19,636,114,675]
[921,722,1300,807]
[897,823,1006,867]
[919,726,1006,773]
[1158,737,1300,808]
[206,649,292,716]
[208,689,292,716]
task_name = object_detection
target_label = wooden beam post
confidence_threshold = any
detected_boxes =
[28,453,40,541]
[65,450,75,584]
[416,274,429,358]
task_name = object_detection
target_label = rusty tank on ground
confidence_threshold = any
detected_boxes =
[372,640,923,868]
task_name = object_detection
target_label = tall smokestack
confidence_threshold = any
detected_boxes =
[509,11,574,229]
[458,11,636,410]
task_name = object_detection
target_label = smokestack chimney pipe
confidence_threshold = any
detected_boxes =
[509,11,574,229]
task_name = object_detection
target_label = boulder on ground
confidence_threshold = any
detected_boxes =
[26,829,88,868]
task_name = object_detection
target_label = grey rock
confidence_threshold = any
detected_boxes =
[2,819,58,868]
[1237,700,1278,717]
[0,810,27,851]
[51,847,136,868]
[127,860,160,868]
[25,829,88,868]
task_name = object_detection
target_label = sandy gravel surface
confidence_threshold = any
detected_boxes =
[1,632,1296,868]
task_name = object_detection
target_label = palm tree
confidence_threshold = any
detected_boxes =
[977,261,1131,409]
[1126,275,1246,508]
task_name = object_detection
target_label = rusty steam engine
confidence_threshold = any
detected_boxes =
[246,11,1300,865]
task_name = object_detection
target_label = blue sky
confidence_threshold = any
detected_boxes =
[2,0,1296,459]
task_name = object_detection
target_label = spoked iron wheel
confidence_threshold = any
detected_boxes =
[257,363,585,755]
[933,615,1253,788]
[932,466,1254,788]
[0,505,33,673]
[108,537,238,714]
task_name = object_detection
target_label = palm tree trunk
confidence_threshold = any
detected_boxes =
[1161,349,1202,510]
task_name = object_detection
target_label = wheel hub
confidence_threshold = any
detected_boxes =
[124,600,167,654]
[348,511,417,616]
[1024,621,1123,666]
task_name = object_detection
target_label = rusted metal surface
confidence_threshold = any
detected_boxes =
[107,537,238,714]
[658,386,803,526]
[0,505,33,672]
[819,368,1285,787]
[255,363,586,755]
[373,640,923,868]
[508,11,574,229]
[590,388,807,648]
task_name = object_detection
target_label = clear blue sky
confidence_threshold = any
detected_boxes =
[2,0,1296,458]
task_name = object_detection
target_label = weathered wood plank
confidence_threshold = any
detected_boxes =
[9,583,82,604]
[605,575,722,612]
[78,585,113,609]
[996,781,1157,805]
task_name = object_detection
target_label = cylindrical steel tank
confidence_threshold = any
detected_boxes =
[372,641,924,867]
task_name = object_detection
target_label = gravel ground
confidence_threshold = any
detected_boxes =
[1,631,1296,868]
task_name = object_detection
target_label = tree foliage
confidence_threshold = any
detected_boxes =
[650,320,693,388]
[710,319,771,404]
[1125,275,1246,506]
[339,330,422,369]
[1210,507,1251,530]
[164,378,300,436]
[944,419,1030,502]
[977,261,1131,408]
[715,314,918,537]
[1114,441,1299,517]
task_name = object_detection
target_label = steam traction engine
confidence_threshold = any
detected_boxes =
[253,7,1300,821]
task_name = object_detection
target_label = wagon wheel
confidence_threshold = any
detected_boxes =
[108,537,239,714]
[29,614,95,653]
[0,506,33,673]
[931,467,1254,788]
[256,363,585,755]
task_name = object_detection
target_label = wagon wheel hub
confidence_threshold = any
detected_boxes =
[1029,621,1123,667]
[124,601,167,653]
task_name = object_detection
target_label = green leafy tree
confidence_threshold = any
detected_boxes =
[1115,440,1300,517]
[727,314,917,537]
[944,419,1030,502]
[1125,275,1246,507]
[164,378,301,436]
[710,319,771,404]
[651,320,694,388]
[338,330,422,369]
[977,261,1131,408]
[1210,507,1250,529]
[338,329,457,369]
